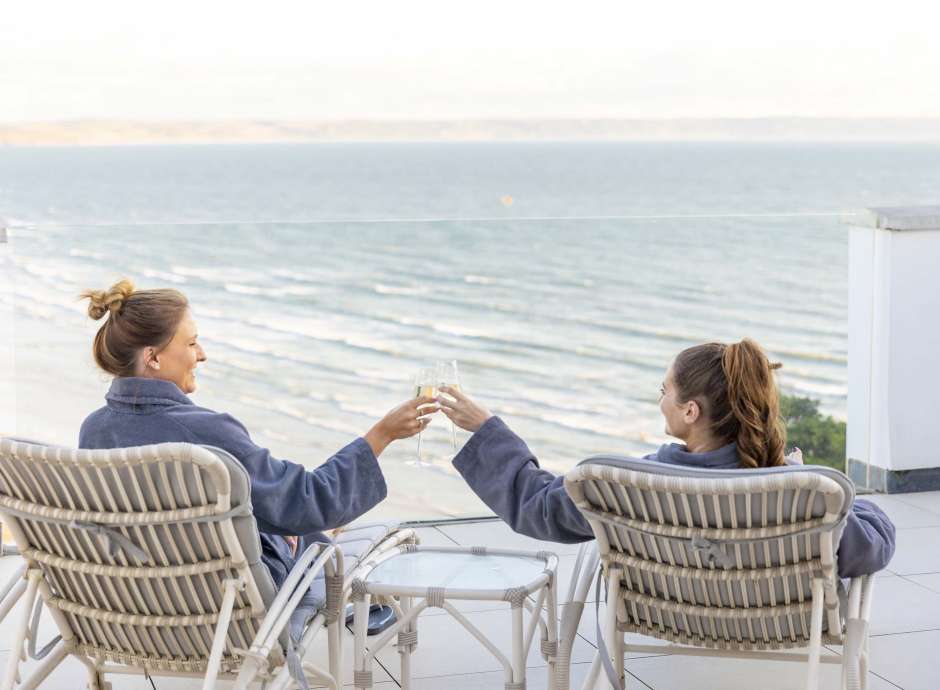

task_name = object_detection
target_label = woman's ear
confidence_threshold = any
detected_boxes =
[684,400,701,424]
[145,347,160,371]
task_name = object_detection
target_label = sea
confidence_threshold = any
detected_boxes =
[2,141,939,519]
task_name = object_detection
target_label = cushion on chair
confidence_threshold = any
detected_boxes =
[286,521,401,640]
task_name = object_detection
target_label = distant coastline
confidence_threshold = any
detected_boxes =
[3,118,940,146]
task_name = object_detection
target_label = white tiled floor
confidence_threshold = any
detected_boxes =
[885,527,940,576]
[1,491,938,689]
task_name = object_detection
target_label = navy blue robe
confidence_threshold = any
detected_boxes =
[453,416,896,578]
[79,377,386,589]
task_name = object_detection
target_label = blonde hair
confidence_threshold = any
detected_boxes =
[80,279,189,377]
[672,338,786,468]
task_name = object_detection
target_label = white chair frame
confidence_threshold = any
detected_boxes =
[559,460,875,690]
[0,438,414,690]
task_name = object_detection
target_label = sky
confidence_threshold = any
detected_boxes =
[2,0,939,122]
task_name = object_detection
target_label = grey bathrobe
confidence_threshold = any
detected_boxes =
[453,416,896,578]
[79,377,386,589]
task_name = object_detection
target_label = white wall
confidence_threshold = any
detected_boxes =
[847,225,874,468]
[848,209,940,472]
[885,231,940,470]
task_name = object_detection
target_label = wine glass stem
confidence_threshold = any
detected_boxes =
[416,431,423,462]
[451,422,457,450]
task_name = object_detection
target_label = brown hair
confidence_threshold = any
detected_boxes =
[672,338,785,468]
[80,279,189,377]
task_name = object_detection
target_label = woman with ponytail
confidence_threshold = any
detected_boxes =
[78,279,435,592]
[439,338,895,578]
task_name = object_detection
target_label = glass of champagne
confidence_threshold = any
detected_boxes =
[437,360,460,450]
[413,368,437,465]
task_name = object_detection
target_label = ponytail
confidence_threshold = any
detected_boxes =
[672,338,786,468]
[721,339,785,468]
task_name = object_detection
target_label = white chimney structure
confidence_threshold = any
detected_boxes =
[846,206,940,492]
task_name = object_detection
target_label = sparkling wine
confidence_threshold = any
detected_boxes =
[414,385,437,398]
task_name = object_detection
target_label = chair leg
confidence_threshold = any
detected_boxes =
[613,626,624,689]
[561,544,599,690]
[1,570,40,690]
[556,601,582,690]
[545,580,559,690]
[18,642,69,690]
[201,578,244,690]
[353,592,372,690]
[805,578,825,690]
[860,638,869,690]
[581,652,602,690]
[85,667,111,690]
[605,571,623,690]
[328,610,342,688]
[0,564,27,626]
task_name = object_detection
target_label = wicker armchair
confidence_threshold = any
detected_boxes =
[561,457,873,690]
[0,438,413,690]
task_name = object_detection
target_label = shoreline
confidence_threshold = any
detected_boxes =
[3,117,940,147]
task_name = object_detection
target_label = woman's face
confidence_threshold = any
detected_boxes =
[658,364,697,440]
[144,310,207,394]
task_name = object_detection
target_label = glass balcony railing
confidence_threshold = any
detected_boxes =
[1,216,847,521]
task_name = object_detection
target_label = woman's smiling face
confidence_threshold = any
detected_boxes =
[144,309,206,393]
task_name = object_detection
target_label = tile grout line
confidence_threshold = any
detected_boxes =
[867,669,907,690]
[623,667,657,690]
[373,655,401,688]
[431,525,461,546]
[885,494,940,518]
[897,572,940,596]
[869,626,940,638]
[893,570,940,579]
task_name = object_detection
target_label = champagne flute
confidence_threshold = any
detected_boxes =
[413,368,437,464]
[437,360,460,450]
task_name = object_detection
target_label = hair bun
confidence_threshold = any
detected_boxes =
[81,279,135,320]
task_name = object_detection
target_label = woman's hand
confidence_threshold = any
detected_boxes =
[436,386,493,433]
[785,447,804,466]
[365,396,438,457]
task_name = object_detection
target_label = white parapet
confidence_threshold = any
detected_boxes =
[846,206,940,491]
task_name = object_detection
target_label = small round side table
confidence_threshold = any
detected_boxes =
[351,544,559,690]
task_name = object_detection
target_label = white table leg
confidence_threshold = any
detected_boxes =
[512,603,525,688]
[400,596,414,690]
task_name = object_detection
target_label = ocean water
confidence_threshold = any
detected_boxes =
[2,141,939,518]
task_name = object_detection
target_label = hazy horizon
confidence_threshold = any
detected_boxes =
[4,0,939,124]
[4,117,940,146]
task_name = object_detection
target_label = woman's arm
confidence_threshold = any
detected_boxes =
[450,414,595,544]
[836,499,897,578]
[186,397,435,536]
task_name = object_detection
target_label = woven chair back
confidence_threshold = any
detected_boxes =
[564,458,854,650]
[0,438,277,675]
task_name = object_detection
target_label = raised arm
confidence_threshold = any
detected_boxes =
[449,411,595,544]
[192,397,435,535]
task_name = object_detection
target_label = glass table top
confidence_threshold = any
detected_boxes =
[364,550,548,590]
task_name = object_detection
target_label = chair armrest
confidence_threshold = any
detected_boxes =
[249,542,338,653]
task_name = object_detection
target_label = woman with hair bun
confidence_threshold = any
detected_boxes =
[438,338,895,577]
[79,279,435,590]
